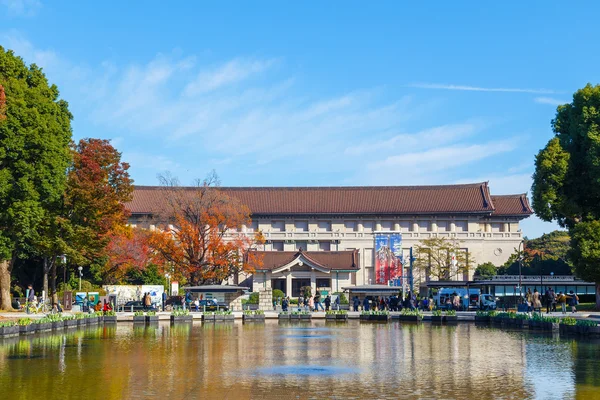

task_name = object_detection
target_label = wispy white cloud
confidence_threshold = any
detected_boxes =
[534,96,566,106]
[1,0,41,16]
[408,83,557,94]
[183,58,277,96]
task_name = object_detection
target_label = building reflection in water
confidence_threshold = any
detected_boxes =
[0,321,598,399]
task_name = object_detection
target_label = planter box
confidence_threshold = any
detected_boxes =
[103,316,117,323]
[170,315,193,323]
[300,314,312,321]
[76,318,85,327]
[133,316,146,323]
[397,315,421,322]
[52,321,65,330]
[64,319,78,328]
[290,314,301,320]
[431,316,444,324]
[588,326,600,336]
[560,324,577,336]
[444,316,458,324]
[492,318,503,326]
[361,314,391,322]
[325,314,348,321]
[87,317,99,325]
[513,319,526,329]
[474,316,490,324]
[243,314,265,322]
[34,323,51,333]
[0,325,20,337]
[278,313,290,320]
[529,320,541,330]
[202,314,216,322]
[146,315,159,324]
[20,324,36,334]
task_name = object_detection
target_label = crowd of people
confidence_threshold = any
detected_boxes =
[541,287,579,314]
[280,292,341,312]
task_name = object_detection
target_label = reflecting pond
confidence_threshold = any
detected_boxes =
[1,321,600,399]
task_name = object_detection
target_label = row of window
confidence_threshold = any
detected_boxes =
[247,220,475,232]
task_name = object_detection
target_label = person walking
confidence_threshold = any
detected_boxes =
[162,291,167,311]
[314,291,324,311]
[526,288,533,312]
[298,295,304,312]
[144,292,152,311]
[557,291,567,314]
[26,284,35,314]
[282,296,289,312]
[545,287,552,314]
[353,296,360,312]
[568,290,579,313]
[324,295,331,311]
[308,295,314,312]
[532,289,542,313]
[335,295,340,311]
[303,295,309,312]
[363,296,370,311]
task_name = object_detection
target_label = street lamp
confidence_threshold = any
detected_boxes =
[78,266,83,291]
[165,273,171,296]
[517,241,524,306]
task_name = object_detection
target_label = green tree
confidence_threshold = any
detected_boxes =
[0,47,73,310]
[474,262,497,279]
[532,84,600,308]
[413,237,473,284]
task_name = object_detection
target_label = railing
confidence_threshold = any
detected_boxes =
[475,275,576,282]
[225,231,523,240]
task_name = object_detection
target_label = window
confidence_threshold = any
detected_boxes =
[437,221,448,232]
[345,221,357,232]
[272,242,284,251]
[271,220,285,232]
[491,223,503,233]
[418,220,429,232]
[319,242,331,251]
[248,220,258,232]
[363,221,374,232]
[295,220,308,232]
[380,221,392,231]
[399,221,410,232]
[455,221,467,232]
[317,220,331,232]
[316,278,331,288]
[295,241,308,251]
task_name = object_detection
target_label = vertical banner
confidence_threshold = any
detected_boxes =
[390,233,403,283]
[375,234,389,284]
[375,233,403,285]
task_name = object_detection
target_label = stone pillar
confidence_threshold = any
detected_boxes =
[258,288,273,311]
[357,221,363,232]
[503,223,509,233]
[375,222,382,232]
[450,221,456,232]
[412,221,419,232]
[393,222,400,231]
[310,269,316,296]
[431,220,438,232]
[286,273,292,297]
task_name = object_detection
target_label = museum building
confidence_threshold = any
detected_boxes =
[126,182,533,296]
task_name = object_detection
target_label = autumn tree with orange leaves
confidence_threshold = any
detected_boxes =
[102,226,153,284]
[148,172,264,286]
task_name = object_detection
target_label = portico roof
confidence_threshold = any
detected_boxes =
[255,249,360,272]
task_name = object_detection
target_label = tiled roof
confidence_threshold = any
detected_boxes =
[490,194,533,216]
[255,250,360,271]
[128,183,504,216]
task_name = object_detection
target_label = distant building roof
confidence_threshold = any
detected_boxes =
[127,183,532,217]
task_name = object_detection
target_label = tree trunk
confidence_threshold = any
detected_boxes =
[50,259,58,305]
[0,259,13,311]
[43,258,49,301]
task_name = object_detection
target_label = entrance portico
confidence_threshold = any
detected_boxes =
[253,249,359,297]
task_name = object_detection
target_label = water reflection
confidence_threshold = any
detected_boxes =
[0,321,598,399]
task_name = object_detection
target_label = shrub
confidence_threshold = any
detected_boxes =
[272,289,285,300]
[576,319,598,327]
[146,311,156,316]
[243,310,264,315]
[247,292,259,305]
[432,310,442,317]
[326,310,347,315]
[400,309,423,317]
[0,321,16,327]
[332,292,349,304]
[444,310,456,316]
[560,317,577,326]
[103,310,116,316]
[17,318,33,326]
[172,309,190,317]
[361,310,390,316]
[134,311,145,316]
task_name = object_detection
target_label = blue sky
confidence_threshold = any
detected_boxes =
[2,1,599,238]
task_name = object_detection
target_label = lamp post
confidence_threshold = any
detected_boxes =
[165,273,171,296]
[77,266,83,291]
[517,241,524,306]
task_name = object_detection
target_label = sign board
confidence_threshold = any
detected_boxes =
[103,285,164,306]
[171,281,179,296]
[88,292,100,305]
[75,292,87,305]
[63,291,72,310]
[374,233,403,284]
[204,292,225,303]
